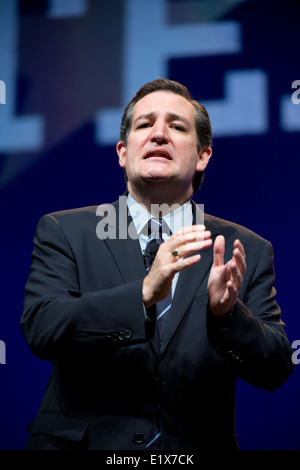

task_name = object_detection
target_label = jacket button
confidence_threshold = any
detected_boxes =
[112,333,119,342]
[125,330,132,340]
[133,433,144,444]
[118,331,125,340]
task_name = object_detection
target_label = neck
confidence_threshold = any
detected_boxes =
[127,181,192,215]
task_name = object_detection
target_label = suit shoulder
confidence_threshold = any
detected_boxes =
[36,206,96,228]
[46,205,98,219]
[204,213,270,246]
[40,200,119,223]
[36,203,117,235]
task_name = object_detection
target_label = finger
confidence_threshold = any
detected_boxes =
[172,253,201,272]
[232,247,247,275]
[224,279,239,303]
[173,229,211,244]
[169,229,211,250]
[174,238,212,259]
[234,239,246,259]
[229,260,243,290]
[167,228,212,257]
[212,235,225,267]
[173,224,207,240]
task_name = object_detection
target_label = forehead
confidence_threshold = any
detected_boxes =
[132,90,196,123]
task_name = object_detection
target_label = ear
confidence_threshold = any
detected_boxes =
[116,141,126,168]
[196,146,212,172]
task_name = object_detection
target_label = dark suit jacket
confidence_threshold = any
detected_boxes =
[21,198,293,450]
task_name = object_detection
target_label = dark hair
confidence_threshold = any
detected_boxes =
[120,79,212,192]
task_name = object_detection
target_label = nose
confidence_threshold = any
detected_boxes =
[150,121,169,144]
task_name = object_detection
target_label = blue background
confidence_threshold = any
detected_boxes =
[0,0,299,450]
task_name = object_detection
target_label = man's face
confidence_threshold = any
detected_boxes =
[117,91,211,198]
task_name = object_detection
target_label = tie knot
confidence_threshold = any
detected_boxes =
[148,218,163,239]
[147,217,171,239]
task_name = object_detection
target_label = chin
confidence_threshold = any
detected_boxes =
[143,168,172,179]
[143,174,171,182]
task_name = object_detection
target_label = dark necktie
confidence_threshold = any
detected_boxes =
[143,218,172,450]
[143,218,172,340]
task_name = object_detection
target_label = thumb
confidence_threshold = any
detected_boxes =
[212,235,225,267]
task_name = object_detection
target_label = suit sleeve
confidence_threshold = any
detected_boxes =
[21,214,151,361]
[207,240,294,391]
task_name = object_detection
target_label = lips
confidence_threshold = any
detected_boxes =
[144,149,172,160]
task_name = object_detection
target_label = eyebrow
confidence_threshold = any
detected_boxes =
[133,112,191,128]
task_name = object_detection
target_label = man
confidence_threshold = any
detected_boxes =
[21,79,293,450]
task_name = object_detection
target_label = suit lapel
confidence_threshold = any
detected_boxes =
[159,243,213,357]
[99,197,146,283]
[100,197,162,354]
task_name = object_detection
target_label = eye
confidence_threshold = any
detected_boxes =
[172,124,185,131]
[137,122,151,129]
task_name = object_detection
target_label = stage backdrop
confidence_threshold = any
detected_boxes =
[0,0,299,450]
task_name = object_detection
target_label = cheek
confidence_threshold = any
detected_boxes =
[125,139,143,161]
[178,137,197,153]
[180,144,199,165]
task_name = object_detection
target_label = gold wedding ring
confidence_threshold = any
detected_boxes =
[171,248,179,259]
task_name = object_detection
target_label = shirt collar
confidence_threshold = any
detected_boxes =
[127,193,193,237]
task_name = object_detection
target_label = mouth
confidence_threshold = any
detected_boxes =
[144,149,172,160]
